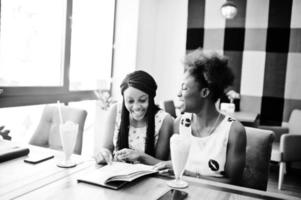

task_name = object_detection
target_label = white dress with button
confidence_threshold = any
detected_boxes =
[179,112,235,177]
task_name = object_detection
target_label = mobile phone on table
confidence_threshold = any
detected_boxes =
[24,153,54,164]
[157,189,188,200]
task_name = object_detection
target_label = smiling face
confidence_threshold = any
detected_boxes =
[177,72,204,113]
[123,87,149,121]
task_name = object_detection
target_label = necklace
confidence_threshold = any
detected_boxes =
[193,112,221,137]
[207,112,221,135]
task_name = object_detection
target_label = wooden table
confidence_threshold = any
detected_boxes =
[0,145,93,200]
[10,163,300,200]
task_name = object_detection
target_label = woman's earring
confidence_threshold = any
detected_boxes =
[201,88,210,98]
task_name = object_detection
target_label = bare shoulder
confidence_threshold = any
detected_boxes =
[228,120,246,143]
[161,111,174,123]
[159,111,174,132]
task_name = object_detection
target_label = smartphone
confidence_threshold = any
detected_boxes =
[157,189,188,200]
[24,153,54,164]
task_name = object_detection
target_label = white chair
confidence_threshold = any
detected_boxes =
[162,100,177,118]
[29,105,87,155]
[260,109,301,190]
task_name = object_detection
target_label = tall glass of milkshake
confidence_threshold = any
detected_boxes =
[167,134,191,188]
[57,121,79,168]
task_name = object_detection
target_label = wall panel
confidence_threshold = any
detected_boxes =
[186,0,301,124]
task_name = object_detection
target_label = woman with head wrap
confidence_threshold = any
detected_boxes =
[94,70,174,165]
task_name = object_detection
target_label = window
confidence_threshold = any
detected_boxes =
[70,0,115,91]
[0,0,66,87]
[0,0,116,107]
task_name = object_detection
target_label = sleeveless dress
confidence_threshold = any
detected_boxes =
[179,112,235,177]
[112,103,169,153]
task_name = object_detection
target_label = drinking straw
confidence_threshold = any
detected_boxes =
[57,101,64,124]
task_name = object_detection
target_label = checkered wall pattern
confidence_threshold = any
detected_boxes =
[186,0,301,125]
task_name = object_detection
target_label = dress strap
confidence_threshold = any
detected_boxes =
[179,113,193,136]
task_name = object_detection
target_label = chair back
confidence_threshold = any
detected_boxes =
[163,100,177,118]
[29,105,87,154]
[288,109,301,135]
[241,127,274,190]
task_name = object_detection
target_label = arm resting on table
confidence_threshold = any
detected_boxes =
[184,170,232,184]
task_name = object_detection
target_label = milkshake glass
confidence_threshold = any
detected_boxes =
[167,134,191,188]
[57,121,79,168]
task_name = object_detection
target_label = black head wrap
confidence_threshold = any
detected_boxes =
[120,70,157,97]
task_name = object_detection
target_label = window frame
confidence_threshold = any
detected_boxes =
[0,0,116,108]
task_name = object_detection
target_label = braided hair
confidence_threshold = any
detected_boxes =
[117,70,160,156]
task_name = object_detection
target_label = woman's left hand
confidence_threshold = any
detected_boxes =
[153,160,173,171]
[114,148,142,162]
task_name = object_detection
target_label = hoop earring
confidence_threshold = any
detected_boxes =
[201,88,210,98]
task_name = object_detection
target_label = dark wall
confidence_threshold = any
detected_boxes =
[186,0,301,125]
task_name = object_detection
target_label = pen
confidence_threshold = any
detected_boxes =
[158,169,170,174]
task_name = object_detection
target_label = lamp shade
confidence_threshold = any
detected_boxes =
[221,1,238,19]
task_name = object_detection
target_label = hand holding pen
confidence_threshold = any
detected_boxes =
[114,148,141,163]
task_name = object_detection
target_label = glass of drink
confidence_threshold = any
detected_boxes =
[167,134,191,188]
[57,121,79,168]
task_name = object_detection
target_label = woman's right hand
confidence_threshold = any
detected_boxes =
[94,148,113,165]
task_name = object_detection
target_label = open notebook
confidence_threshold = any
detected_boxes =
[77,162,157,189]
[0,140,30,163]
